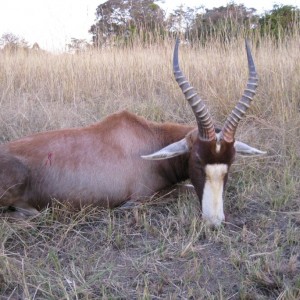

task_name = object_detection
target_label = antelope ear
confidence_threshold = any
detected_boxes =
[141,138,190,160]
[234,140,267,155]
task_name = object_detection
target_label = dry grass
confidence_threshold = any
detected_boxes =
[0,35,299,299]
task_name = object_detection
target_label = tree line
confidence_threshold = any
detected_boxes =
[1,1,299,52]
[89,0,300,48]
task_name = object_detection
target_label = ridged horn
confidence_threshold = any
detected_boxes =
[221,40,258,143]
[173,38,216,141]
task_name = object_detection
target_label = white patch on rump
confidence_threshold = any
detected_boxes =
[202,164,228,226]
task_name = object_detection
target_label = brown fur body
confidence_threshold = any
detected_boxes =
[0,111,194,212]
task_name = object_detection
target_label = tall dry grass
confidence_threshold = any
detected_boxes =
[0,33,299,299]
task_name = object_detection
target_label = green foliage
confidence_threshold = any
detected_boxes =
[89,1,300,47]
[259,5,300,39]
[189,4,258,43]
[89,0,166,47]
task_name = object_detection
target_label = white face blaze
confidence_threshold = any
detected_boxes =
[202,164,228,226]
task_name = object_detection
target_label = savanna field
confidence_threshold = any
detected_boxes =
[0,35,299,299]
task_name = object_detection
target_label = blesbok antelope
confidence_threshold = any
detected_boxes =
[0,39,265,226]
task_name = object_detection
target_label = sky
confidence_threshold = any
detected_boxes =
[0,0,299,52]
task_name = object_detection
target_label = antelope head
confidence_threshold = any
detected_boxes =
[142,39,266,226]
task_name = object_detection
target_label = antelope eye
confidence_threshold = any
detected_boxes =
[195,158,204,169]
